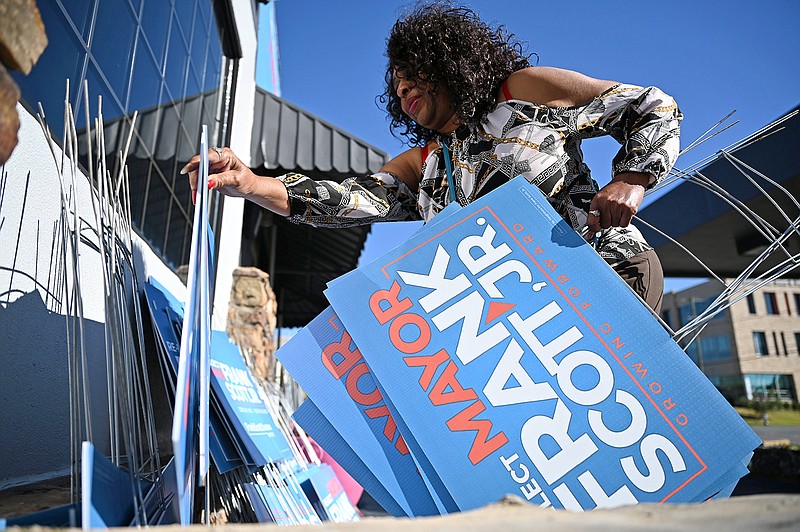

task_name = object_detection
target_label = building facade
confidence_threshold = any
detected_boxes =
[662,279,800,403]
[0,0,386,491]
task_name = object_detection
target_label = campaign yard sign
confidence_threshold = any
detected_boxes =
[297,463,360,522]
[317,176,759,512]
[172,126,213,524]
[276,308,441,517]
[210,331,294,465]
[293,398,405,517]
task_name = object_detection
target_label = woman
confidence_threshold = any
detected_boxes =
[183,2,681,312]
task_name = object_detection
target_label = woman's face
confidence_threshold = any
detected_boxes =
[392,69,459,134]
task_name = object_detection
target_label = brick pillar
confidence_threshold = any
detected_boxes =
[226,267,277,382]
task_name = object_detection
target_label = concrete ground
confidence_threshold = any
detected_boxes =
[752,425,800,445]
[168,494,800,531]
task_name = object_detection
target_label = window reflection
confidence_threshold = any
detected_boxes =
[205,39,222,92]
[141,165,171,252]
[129,33,162,112]
[165,207,189,268]
[165,18,189,104]
[174,0,196,34]
[93,0,137,99]
[13,0,224,269]
[12,0,86,139]
[141,0,171,67]
[126,158,150,227]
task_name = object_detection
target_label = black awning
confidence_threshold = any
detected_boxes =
[250,86,388,180]
[637,106,800,279]
[246,87,391,327]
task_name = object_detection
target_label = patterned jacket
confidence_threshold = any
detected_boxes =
[277,83,682,264]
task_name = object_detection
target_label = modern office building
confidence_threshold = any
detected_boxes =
[638,103,800,404]
[662,279,800,403]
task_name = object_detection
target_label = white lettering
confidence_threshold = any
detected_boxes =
[432,291,509,364]
[484,338,558,406]
[588,390,647,448]
[477,259,532,298]
[397,245,471,313]
[521,399,598,484]
[457,222,512,275]
[509,303,583,375]
[621,434,687,493]
[556,350,614,406]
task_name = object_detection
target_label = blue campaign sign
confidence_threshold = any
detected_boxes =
[81,442,151,529]
[275,307,442,517]
[297,463,359,522]
[144,280,247,474]
[324,177,760,511]
[172,126,213,524]
[293,398,405,517]
[209,330,294,465]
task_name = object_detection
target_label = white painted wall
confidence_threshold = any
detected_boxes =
[210,0,258,331]
[0,104,185,489]
[0,1,261,487]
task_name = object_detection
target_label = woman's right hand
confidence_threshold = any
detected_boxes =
[181,146,257,204]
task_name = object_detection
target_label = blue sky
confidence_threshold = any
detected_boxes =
[259,0,800,291]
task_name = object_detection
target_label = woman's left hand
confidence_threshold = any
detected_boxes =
[586,171,651,239]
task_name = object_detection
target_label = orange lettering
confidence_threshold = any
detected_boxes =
[389,312,431,354]
[365,405,396,440]
[429,361,478,406]
[345,361,382,405]
[321,331,362,379]
[631,362,648,379]
[404,349,449,390]
[369,281,412,325]
[446,400,509,465]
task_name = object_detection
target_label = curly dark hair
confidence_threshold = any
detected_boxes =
[380,1,532,146]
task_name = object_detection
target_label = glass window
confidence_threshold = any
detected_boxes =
[141,0,171,67]
[128,33,163,113]
[12,0,87,139]
[795,333,800,356]
[661,309,671,328]
[678,305,693,327]
[795,294,800,315]
[92,0,137,101]
[190,8,209,73]
[745,374,796,402]
[678,296,725,326]
[126,158,150,227]
[746,294,756,314]
[164,205,189,269]
[204,38,222,92]
[15,0,224,270]
[164,17,189,103]
[764,292,779,315]
[174,0,196,32]
[753,331,768,356]
[780,332,788,357]
[59,0,96,40]
[140,166,171,253]
[83,61,126,123]
[698,335,732,362]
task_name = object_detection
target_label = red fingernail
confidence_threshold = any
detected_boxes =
[208,178,215,190]
[192,189,197,205]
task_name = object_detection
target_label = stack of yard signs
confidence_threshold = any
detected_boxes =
[145,274,359,525]
[276,176,761,515]
[146,125,358,525]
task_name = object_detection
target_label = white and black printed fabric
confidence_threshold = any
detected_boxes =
[278,83,682,265]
